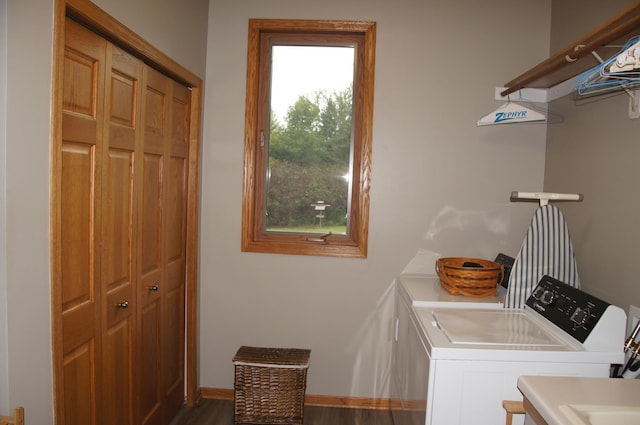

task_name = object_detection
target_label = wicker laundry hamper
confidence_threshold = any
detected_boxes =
[233,346,311,425]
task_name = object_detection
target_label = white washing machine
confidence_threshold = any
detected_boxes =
[393,275,626,425]
[392,273,507,425]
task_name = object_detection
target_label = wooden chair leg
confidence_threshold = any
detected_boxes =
[503,400,525,425]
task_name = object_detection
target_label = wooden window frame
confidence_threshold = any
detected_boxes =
[241,19,376,258]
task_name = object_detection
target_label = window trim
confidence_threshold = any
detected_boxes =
[241,19,376,258]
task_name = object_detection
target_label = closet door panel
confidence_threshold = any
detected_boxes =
[108,47,139,150]
[60,142,96,346]
[63,28,101,118]
[170,82,190,155]
[63,343,97,425]
[60,19,106,425]
[140,298,162,425]
[165,82,189,294]
[139,151,164,425]
[144,70,167,153]
[162,81,190,418]
[103,149,135,295]
[104,319,134,425]
[164,155,186,412]
[165,155,186,296]
[140,66,169,425]
[162,284,184,414]
[141,153,163,281]
[102,44,142,425]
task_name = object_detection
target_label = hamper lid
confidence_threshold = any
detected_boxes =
[233,346,311,368]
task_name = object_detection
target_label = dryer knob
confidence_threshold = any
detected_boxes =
[532,286,545,300]
[570,307,589,326]
[540,290,555,305]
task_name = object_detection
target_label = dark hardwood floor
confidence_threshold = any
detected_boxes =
[169,399,395,425]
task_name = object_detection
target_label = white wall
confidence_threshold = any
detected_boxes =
[201,0,551,398]
[4,0,54,421]
[3,0,208,422]
[91,0,209,77]
[545,1,640,311]
[0,0,9,415]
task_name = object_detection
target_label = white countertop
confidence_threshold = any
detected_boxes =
[517,375,640,425]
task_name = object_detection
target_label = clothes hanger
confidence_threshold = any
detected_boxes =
[577,36,640,96]
[477,92,563,126]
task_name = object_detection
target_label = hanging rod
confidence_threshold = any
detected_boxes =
[501,2,640,97]
[510,191,584,206]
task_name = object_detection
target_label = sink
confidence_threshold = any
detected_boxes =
[560,404,640,425]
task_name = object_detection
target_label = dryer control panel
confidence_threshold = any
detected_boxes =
[526,275,610,343]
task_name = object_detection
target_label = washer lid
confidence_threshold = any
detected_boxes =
[433,309,565,346]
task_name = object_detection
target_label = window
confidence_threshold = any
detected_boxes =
[241,19,376,257]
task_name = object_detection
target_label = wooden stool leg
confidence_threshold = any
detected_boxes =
[0,407,24,425]
[502,400,525,425]
[15,407,24,425]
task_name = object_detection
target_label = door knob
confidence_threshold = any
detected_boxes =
[149,285,159,292]
[116,301,129,309]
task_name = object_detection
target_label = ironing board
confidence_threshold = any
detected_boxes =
[505,204,580,308]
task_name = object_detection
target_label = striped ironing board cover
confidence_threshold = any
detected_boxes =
[505,204,580,309]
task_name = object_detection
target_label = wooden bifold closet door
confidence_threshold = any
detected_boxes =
[57,17,188,425]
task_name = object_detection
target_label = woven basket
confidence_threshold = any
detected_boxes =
[233,346,311,425]
[435,257,504,297]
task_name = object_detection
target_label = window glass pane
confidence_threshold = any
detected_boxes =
[266,45,355,235]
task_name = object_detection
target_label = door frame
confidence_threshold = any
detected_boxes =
[50,0,202,417]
